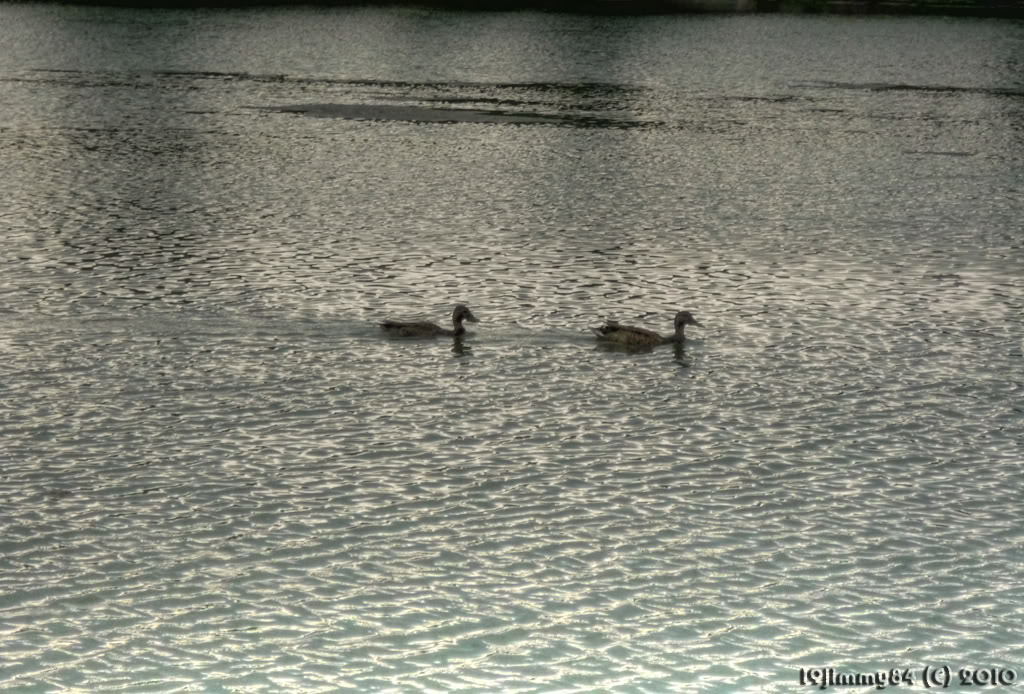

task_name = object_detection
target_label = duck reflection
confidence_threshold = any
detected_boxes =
[451,336,471,358]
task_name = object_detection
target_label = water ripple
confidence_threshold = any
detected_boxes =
[2,5,1023,692]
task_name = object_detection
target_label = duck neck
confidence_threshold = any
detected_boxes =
[452,318,465,336]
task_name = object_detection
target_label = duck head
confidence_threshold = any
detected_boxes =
[453,304,479,325]
[674,311,702,331]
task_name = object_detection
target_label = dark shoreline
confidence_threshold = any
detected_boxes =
[5,0,1024,16]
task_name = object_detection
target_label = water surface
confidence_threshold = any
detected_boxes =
[1,5,1023,692]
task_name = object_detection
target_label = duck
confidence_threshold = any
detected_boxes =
[592,310,702,347]
[380,303,479,338]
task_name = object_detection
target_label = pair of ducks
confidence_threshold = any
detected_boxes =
[381,304,702,347]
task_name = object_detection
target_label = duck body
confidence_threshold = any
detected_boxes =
[380,304,479,338]
[380,319,461,338]
[591,321,670,347]
[591,310,702,347]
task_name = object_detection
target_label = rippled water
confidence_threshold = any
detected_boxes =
[2,5,1023,692]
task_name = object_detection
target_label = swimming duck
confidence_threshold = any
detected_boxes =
[592,310,702,347]
[380,303,479,338]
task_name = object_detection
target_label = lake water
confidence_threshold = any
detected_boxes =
[2,4,1023,691]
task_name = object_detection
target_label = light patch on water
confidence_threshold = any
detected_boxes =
[1,5,1023,692]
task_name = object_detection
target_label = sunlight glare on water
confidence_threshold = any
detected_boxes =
[1,5,1023,692]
